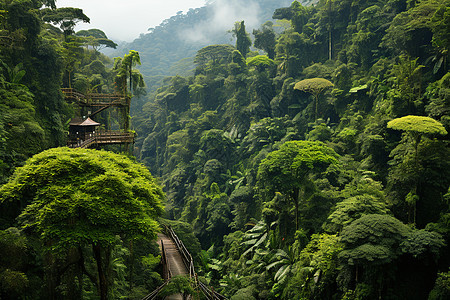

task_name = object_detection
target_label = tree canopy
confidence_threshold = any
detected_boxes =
[1,147,164,247]
[294,78,334,120]
[76,28,118,50]
[232,21,252,58]
[1,0,450,299]
[0,147,164,299]
[387,115,448,136]
[258,140,339,230]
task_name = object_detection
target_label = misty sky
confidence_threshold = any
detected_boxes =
[56,0,207,42]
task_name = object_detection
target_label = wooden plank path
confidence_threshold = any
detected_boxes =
[157,233,187,300]
[157,234,187,277]
[143,227,227,300]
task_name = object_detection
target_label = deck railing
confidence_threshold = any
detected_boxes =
[67,130,135,148]
[62,88,129,107]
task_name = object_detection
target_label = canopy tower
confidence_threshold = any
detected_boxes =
[62,88,134,150]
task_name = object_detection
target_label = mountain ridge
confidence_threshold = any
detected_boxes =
[109,0,318,91]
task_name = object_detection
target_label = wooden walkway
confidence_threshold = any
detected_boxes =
[61,88,129,107]
[157,233,187,300]
[143,227,227,300]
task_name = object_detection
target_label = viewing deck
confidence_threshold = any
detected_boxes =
[67,131,135,148]
[62,88,129,107]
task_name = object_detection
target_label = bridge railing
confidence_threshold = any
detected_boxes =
[161,240,172,281]
[163,225,228,300]
[165,226,195,279]
[142,225,228,300]
[141,237,172,300]
[141,281,168,300]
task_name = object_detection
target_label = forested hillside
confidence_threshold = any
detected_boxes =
[0,1,164,299]
[112,0,298,93]
[0,0,449,299]
[132,0,450,298]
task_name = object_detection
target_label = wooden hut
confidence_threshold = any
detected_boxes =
[68,117,100,147]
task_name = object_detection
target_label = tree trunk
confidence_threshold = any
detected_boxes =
[293,187,300,230]
[93,243,108,300]
[129,65,132,92]
[315,95,319,121]
[329,28,332,61]
[44,251,57,300]
[328,0,333,60]
[129,240,134,295]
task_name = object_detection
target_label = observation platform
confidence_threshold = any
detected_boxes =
[67,130,135,148]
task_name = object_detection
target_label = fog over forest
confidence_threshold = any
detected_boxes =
[0,0,449,299]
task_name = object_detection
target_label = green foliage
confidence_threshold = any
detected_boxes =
[324,194,390,233]
[194,44,236,75]
[258,140,339,234]
[232,21,252,59]
[258,140,339,192]
[387,115,448,136]
[159,275,195,298]
[126,1,450,298]
[340,214,410,249]
[0,148,165,299]
[387,115,449,226]
[41,7,90,37]
[253,21,276,59]
[428,270,450,300]
[284,233,343,299]
[76,29,118,51]
[381,0,446,57]
[294,78,334,120]
[401,229,445,259]
[2,0,450,298]
[426,72,450,124]
[294,77,335,96]
[0,268,29,298]
[0,77,45,182]
[0,147,164,251]
[114,50,145,95]
[247,55,275,71]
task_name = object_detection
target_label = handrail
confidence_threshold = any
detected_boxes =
[163,225,227,300]
[62,88,129,106]
[141,281,168,300]
[68,130,135,148]
[161,240,172,281]
[166,226,195,277]
[142,226,228,300]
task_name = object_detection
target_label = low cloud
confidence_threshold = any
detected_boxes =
[179,0,262,44]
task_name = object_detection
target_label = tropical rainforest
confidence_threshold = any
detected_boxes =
[0,0,449,299]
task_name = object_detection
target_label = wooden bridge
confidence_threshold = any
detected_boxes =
[142,226,227,300]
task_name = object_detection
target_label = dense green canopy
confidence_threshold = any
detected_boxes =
[1,0,449,299]
[293,78,334,96]
[387,115,448,136]
[0,147,164,251]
